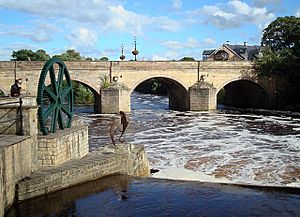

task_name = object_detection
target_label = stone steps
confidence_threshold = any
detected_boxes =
[17,144,149,201]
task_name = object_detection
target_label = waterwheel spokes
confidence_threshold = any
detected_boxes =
[37,58,74,135]
[58,108,65,130]
[44,85,57,102]
[57,64,65,94]
[49,65,58,95]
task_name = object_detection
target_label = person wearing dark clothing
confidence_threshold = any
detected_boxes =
[10,79,21,97]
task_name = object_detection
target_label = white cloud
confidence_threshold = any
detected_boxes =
[228,1,251,15]
[0,21,57,43]
[68,28,98,49]
[252,0,281,8]
[296,7,300,17]
[161,37,200,50]
[172,0,182,10]
[190,1,275,29]
[151,50,179,60]
[0,0,181,35]
[0,43,39,60]
[153,16,182,32]
[151,54,169,61]
[203,38,216,47]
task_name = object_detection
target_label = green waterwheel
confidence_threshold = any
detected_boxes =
[37,58,74,135]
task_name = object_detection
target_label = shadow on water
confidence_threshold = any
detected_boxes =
[5,175,300,217]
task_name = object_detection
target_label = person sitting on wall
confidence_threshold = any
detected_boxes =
[10,79,21,97]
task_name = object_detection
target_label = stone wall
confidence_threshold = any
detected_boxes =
[37,125,89,167]
[189,82,217,111]
[0,136,33,217]
[17,144,150,201]
[0,97,38,136]
[100,86,130,113]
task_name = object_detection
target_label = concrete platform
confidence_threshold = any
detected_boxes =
[17,144,150,201]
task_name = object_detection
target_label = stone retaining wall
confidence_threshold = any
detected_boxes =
[37,125,89,167]
[17,144,150,201]
[0,136,33,217]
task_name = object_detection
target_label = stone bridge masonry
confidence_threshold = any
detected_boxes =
[0,61,277,113]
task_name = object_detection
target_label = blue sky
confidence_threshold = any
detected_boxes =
[0,0,299,61]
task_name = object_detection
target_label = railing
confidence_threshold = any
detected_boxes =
[0,97,24,135]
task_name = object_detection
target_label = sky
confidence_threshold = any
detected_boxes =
[0,0,299,61]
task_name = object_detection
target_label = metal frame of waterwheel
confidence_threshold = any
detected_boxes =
[37,58,74,135]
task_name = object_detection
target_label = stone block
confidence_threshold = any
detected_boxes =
[189,82,217,111]
[100,85,130,114]
[37,125,89,167]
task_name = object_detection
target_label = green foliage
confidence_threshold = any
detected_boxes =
[180,57,195,61]
[255,16,300,78]
[71,81,94,105]
[35,49,51,61]
[217,88,225,104]
[135,78,168,95]
[53,49,82,61]
[85,57,93,61]
[262,16,300,53]
[100,75,111,89]
[99,57,109,61]
[0,90,4,96]
[255,16,300,110]
[11,49,50,61]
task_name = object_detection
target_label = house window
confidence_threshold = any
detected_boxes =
[214,50,229,61]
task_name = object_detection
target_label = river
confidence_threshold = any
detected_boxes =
[80,91,300,187]
[6,91,300,217]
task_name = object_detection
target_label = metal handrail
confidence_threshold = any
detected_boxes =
[0,97,24,135]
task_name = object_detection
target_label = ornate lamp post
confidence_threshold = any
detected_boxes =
[132,36,139,61]
[120,44,125,61]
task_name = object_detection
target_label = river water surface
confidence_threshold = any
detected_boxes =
[82,91,300,187]
[6,91,300,217]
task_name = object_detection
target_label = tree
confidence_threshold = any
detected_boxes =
[256,16,300,77]
[255,16,300,110]
[11,49,51,61]
[35,49,51,61]
[99,57,109,61]
[53,49,82,61]
[85,57,93,61]
[262,16,300,53]
[180,57,195,61]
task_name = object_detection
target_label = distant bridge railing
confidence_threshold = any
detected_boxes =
[0,97,24,135]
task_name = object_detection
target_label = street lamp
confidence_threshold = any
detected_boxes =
[132,36,139,61]
[120,44,125,61]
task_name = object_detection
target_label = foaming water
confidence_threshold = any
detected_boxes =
[76,92,300,187]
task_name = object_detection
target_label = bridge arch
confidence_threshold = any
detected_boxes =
[216,78,268,109]
[131,76,189,111]
[71,79,100,112]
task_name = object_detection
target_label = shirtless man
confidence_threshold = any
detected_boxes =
[109,111,129,145]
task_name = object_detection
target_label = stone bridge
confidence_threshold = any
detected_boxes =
[0,61,276,113]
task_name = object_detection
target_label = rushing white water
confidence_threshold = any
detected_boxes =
[76,92,300,187]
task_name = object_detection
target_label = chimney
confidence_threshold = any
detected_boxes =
[226,40,230,45]
[244,41,247,46]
